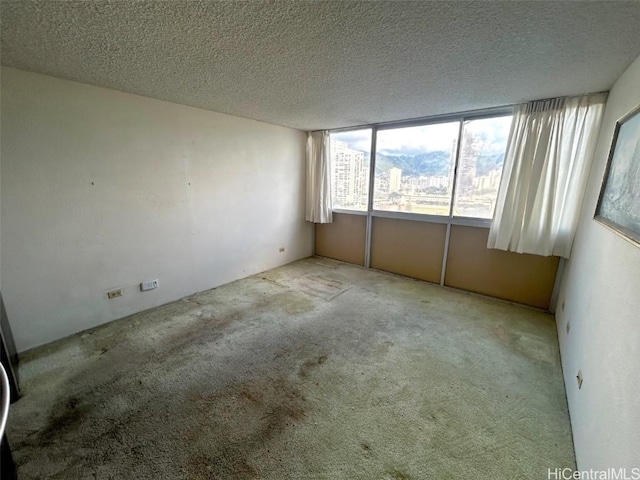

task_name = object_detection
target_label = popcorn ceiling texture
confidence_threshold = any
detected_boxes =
[2,0,640,131]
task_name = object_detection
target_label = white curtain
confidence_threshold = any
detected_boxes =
[305,130,333,223]
[488,93,606,258]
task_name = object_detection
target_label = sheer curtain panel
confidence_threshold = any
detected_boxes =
[488,93,606,258]
[305,131,332,224]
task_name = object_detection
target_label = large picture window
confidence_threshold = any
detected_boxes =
[330,112,513,221]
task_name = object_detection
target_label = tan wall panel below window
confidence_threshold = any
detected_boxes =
[445,225,560,309]
[315,213,366,266]
[370,217,447,284]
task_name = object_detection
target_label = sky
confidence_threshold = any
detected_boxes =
[332,115,512,157]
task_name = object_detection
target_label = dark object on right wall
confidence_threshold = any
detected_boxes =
[595,102,640,246]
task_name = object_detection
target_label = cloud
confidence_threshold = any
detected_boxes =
[377,122,459,155]
[330,115,513,157]
[331,130,372,153]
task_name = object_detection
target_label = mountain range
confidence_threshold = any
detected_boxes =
[376,151,504,177]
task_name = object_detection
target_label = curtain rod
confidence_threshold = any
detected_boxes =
[313,90,609,134]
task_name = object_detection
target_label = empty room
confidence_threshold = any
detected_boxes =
[1,1,639,479]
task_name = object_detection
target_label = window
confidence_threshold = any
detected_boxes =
[330,129,371,211]
[373,122,459,215]
[452,115,512,219]
[329,112,513,221]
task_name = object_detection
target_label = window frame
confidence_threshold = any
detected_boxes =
[328,128,373,212]
[330,106,514,229]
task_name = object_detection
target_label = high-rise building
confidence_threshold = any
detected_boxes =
[458,134,480,196]
[331,140,369,208]
[474,169,501,192]
[389,167,402,193]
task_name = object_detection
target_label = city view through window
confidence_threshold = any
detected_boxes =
[374,122,459,215]
[330,129,371,211]
[453,116,513,218]
[330,115,513,219]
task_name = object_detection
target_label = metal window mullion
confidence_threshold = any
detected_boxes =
[364,127,377,268]
[449,119,465,218]
[312,218,316,255]
[440,223,452,286]
[440,119,465,285]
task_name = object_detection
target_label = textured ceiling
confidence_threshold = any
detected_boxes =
[2,1,640,131]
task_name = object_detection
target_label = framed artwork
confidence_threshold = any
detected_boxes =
[595,103,640,245]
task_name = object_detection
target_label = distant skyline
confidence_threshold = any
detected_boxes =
[331,115,512,157]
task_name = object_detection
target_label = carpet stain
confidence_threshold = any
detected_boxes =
[186,452,258,480]
[299,354,328,378]
[491,325,556,365]
[154,315,234,361]
[283,296,315,315]
[256,290,315,316]
[376,340,394,354]
[183,375,308,478]
[293,273,351,301]
[388,468,412,480]
[38,397,90,445]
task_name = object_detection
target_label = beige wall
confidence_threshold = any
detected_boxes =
[556,54,640,468]
[316,217,559,309]
[315,213,366,266]
[370,217,446,284]
[1,67,312,352]
[445,225,559,309]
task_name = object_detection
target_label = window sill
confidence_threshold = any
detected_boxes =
[330,209,492,228]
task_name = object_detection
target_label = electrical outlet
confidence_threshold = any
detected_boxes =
[576,370,583,389]
[107,289,123,299]
[140,280,159,292]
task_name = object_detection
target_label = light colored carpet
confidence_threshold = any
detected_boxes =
[7,257,575,479]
